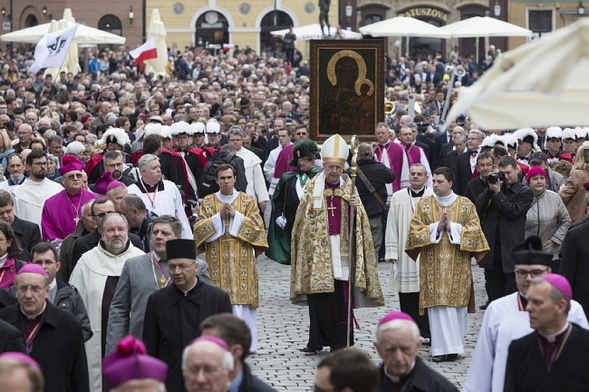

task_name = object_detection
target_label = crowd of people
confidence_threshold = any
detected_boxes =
[0,41,584,392]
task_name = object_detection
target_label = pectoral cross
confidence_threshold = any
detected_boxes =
[73,216,80,225]
[327,197,336,217]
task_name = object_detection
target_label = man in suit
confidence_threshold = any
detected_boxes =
[432,121,455,170]
[442,134,467,173]
[106,215,210,354]
[438,126,466,171]
[476,156,533,302]
[454,129,484,195]
[201,314,277,392]
[0,191,41,261]
[0,264,89,391]
[504,274,589,391]
[143,239,232,392]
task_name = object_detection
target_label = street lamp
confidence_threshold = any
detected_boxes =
[579,1,585,14]
[345,1,353,30]
[493,1,501,17]
[129,6,134,24]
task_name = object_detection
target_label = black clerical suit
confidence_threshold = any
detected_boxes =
[504,323,589,392]
[378,357,458,392]
[143,279,232,392]
[0,301,89,392]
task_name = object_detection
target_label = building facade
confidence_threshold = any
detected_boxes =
[1,0,585,59]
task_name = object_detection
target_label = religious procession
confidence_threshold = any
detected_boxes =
[0,4,588,391]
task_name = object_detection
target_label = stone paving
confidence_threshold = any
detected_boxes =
[246,255,489,391]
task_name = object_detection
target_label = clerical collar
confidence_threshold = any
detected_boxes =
[540,321,570,343]
[139,178,164,193]
[409,187,426,197]
[20,302,47,320]
[181,279,198,296]
[216,190,238,203]
[433,192,458,207]
[384,360,416,383]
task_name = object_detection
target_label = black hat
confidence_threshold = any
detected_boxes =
[529,151,548,164]
[511,236,553,266]
[166,239,196,261]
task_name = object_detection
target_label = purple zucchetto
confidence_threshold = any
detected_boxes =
[102,336,168,389]
[58,155,84,176]
[0,352,41,370]
[191,336,230,351]
[17,264,47,276]
[542,274,572,301]
[378,311,415,326]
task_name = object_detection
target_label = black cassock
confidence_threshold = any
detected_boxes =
[504,323,589,392]
[0,301,89,392]
[143,279,232,392]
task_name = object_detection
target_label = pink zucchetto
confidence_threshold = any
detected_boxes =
[0,352,41,370]
[378,311,415,326]
[191,336,230,351]
[17,264,47,276]
[542,274,572,301]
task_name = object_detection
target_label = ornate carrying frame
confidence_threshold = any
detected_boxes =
[309,39,385,142]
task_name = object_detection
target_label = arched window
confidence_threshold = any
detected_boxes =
[259,11,294,59]
[98,14,122,36]
[195,11,229,51]
[24,14,39,28]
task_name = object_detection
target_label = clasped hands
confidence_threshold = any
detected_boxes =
[437,212,451,233]
[220,203,236,219]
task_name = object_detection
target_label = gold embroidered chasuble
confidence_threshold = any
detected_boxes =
[290,175,384,307]
[405,195,489,314]
[193,192,268,308]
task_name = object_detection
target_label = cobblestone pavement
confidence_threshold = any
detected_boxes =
[246,255,488,391]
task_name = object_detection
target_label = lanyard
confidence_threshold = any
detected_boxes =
[23,312,46,355]
[151,252,169,289]
[140,181,158,210]
[537,323,572,372]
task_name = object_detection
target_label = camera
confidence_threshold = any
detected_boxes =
[487,171,506,184]
[584,149,589,163]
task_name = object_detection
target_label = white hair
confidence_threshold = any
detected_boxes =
[182,342,234,375]
[375,319,421,344]
[137,154,159,171]
[65,141,85,155]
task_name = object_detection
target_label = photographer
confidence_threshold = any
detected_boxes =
[475,156,533,301]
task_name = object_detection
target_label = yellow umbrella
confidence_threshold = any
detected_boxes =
[61,9,81,75]
[144,9,168,76]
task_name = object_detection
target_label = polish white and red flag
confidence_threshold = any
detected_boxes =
[129,38,157,65]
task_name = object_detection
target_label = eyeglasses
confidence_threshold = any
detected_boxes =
[515,269,549,278]
[93,211,116,218]
[32,161,48,166]
[64,173,84,180]
[16,284,48,294]
[184,365,222,377]
[168,262,195,272]
[296,133,307,136]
